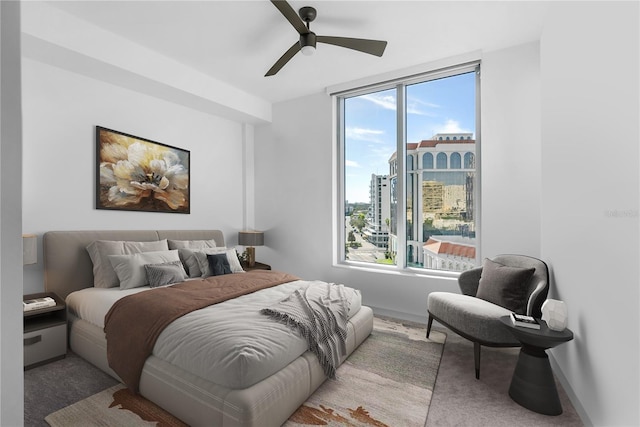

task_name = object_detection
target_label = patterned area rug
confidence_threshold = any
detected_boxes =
[44,384,187,427]
[285,317,446,427]
[45,317,446,427]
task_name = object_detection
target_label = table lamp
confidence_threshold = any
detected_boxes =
[238,231,264,267]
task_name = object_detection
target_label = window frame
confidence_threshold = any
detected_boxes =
[334,62,481,277]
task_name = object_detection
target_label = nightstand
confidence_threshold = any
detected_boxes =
[242,261,271,271]
[23,292,67,370]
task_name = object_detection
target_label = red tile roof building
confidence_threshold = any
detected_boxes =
[423,236,476,271]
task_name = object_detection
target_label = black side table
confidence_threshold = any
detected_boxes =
[499,316,573,415]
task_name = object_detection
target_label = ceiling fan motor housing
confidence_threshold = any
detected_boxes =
[300,32,317,49]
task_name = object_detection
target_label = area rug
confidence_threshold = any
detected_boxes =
[44,383,187,427]
[284,316,446,427]
[45,317,446,427]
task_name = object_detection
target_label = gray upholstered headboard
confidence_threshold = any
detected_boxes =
[43,230,226,300]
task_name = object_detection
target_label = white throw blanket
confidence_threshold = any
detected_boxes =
[260,282,350,379]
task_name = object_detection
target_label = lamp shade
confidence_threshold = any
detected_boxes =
[23,234,37,265]
[238,231,264,247]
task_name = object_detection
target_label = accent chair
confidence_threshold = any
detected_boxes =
[426,254,549,379]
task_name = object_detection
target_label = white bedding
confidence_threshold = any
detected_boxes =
[66,279,362,389]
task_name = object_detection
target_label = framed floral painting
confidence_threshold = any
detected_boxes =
[96,126,190,214]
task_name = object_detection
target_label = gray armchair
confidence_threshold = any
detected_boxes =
[426,254,549,379]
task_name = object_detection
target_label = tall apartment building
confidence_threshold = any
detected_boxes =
[387,133,477,270]
[364,174,391,248]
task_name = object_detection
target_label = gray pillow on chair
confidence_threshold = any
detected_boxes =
[476,258,535,314]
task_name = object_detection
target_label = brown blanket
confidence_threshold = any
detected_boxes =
[104,270,300,392]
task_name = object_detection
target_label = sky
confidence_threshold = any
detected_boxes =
[344,71,476,203]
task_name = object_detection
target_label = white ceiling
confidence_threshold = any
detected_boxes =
[49,1,550,104]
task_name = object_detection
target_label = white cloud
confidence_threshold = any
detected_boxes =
[436,119,471,134]
[346,127,385,143]
[407,97,440,116]
[360,93,396,110]
[362,92,441,117]
[345,159,361,168]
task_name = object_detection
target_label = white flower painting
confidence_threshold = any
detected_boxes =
[96,127,190,213]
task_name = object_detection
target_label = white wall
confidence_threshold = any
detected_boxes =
[20,1,271,125]
[22,58,247,295]
[481,42,542,258]
[540,2,639,426]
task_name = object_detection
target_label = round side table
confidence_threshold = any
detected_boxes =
[499,316,573,415]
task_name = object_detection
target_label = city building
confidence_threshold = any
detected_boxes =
[423,236,476,271]
[388,133,476,268]
[363,174,390,248]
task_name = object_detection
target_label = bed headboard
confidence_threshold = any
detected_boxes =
[43,229,226,300]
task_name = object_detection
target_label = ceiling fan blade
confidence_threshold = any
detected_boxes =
[317,36,387,57]
[270,0,308,35]
[265,42,301,76]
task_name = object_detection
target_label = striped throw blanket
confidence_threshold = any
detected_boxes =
[260,282,350,379]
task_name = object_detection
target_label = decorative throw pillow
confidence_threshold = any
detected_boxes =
[476,258,535,314]
[176,248,204,278]
[176,247,241,278]
[87,239,169,288]
[144,260,188,288]
[193,248,245,277]
[167,239,217,250]
[207,254,232,276]
[108,250,181,290]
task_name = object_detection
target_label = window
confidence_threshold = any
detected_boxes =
[450,152,462,169]
[338,64,479,273]
[423,153,433,169]
[464,152,475,169]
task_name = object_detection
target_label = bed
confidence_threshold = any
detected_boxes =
[43,229,374,427]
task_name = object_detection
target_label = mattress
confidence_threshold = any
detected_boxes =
[67,279,362,390]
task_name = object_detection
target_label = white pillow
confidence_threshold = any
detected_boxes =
[167,239,217,250]
[108,250,181,290]
[193,248,245,277]
[87,239,169,288]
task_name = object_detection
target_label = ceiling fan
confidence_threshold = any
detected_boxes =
[265,0,388,76]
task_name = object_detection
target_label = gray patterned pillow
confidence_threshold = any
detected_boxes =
[144,260,188,288]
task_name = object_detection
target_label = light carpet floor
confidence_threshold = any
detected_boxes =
[426,329,583,426]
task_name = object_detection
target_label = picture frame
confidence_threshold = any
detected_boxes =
[95,126,190,214]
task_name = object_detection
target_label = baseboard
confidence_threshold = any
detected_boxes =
[548,352,592,426]
[368,305,429,326]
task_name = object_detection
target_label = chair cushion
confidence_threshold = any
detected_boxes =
[476,258,535,314]
[427,292,520,345]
